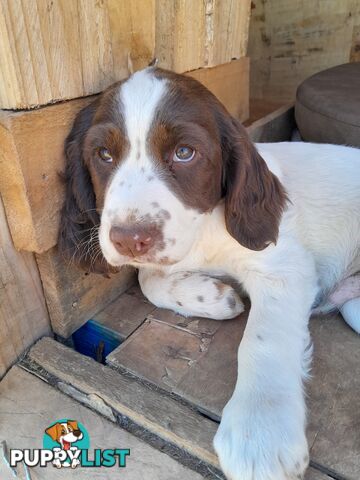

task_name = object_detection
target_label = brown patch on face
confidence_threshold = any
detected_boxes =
[151,68,287,250]
[83,121,129,211]
[148,70,223,213]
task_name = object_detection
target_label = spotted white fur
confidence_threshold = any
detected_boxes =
[97,68,360,480]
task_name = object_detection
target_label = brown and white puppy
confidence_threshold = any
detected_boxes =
[59,67,360,480]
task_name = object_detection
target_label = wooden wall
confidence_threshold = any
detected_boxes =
[248,0,360,104]
[0,196,51,378]
[0,0,251,109]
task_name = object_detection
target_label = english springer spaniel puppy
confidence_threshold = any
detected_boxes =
[59,67,360,480]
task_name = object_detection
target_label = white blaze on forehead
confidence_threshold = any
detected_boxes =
[119,68,167,165]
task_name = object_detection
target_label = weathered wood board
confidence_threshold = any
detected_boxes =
[0,96,93,253]
[27,337,220,471]
[107,310,248,418]
[187,58,249,121]
[35,247,136,338]
[93,284,157,341]
[155,0,251,73]
[107,306,360,479]
[0,0,251,109]
[248,0,360,103]
[0,197,50,379]
[0,365,205,480]
[247,104,295,142]
[0,59,248,254]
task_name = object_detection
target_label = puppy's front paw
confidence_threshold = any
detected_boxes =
[214,395,309,480]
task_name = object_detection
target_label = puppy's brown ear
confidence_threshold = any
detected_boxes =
[45,423,61,441]
[58,101,116,275]
[222,118,287,250]
[67,420,79,431]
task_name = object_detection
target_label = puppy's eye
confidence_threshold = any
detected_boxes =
[173,146,195,162]
[98,147,113,163]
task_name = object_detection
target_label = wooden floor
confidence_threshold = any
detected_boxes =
[15,283,359,480]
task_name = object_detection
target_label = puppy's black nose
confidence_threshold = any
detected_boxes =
[110,225,156,257]
[73,429,82,438]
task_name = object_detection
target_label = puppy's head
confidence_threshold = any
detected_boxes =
[59,68,286,272]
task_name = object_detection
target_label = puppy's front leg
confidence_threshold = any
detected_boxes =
[139,269,244,320]
[214,254,318,480]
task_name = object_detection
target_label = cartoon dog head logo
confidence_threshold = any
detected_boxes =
[44,419,88,469]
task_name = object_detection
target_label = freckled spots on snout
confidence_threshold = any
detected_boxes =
[119,181,125,187]
[176,300,183,306]
[197,295,204,302]
[147,176,154,182]
[256,334,263,341]
[151,202,160,208]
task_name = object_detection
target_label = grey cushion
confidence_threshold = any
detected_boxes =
[295,62,360,147]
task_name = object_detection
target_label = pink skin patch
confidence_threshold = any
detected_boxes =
[329,274,360,307]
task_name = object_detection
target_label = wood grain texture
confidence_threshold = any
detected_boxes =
[0,366,205,480]
[0,96,93,253]
[107,307,248,417]
[0,0,250,109]
[35,247,136,338]
[187,58,249,121]
[93,284,157,341]
[0,62,248,254]
[248,0,360,103]
[0,197,50,379]
[0,0,154,109]
[155,0,251,72]
[247,104,295,142]
[28,337,220,469]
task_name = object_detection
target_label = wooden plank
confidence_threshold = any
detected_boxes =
[0,0,250,109]
[107,308,248,416]
[0,0,154,109]
[36,247,136,338]
[27,337,220,470]
[247,104,295,142]
[187,58,249,121]
[0,366,205,480]
[248,0,360,103]
[93,284,157,341]
[0,197,50,379]
[0,62,248,253]
[0,96,93,253]
[155,0,251,72]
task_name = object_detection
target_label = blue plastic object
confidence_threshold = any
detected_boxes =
[72,319,121,363]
